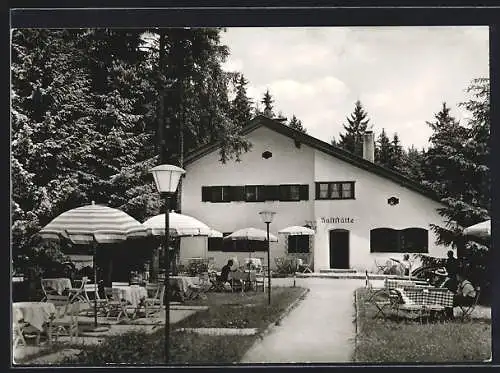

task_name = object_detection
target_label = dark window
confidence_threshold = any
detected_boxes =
[316,182,355,200]
[370,227,428,253]
[201,186,211,202]
[202,185,308,202]
[370,228,400,253]
[208,237,223,251]
[261,185,280,201]
[222,235,268,252]
[401,228,428,253]
[280,184,309,201]
[207,186,231,202]
[229,186,245,201]
[287,235,310,253]
[245,185,258,202]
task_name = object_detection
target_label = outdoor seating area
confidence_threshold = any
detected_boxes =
[365,273,480,323]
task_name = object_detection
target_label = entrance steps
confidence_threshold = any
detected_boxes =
[319,268,357,274]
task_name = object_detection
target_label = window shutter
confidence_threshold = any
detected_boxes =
[279,185,289,201]
[299,184,309,200]
[229,186,245,201]
[201,186,211,202]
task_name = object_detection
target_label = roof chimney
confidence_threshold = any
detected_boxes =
[363,131,375,162]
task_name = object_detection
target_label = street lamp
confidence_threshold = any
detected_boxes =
[259,210,276,305]
[151,164,186,364]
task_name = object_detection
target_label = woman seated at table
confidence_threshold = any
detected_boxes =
[217,259,235,284]
[430,268,454,290]
[443,270,477,320]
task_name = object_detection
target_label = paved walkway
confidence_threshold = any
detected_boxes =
[241,278,363,363]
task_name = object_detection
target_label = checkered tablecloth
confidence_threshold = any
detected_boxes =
[385,279,417,289]
[398,288,454,308]
[423,288,454,308]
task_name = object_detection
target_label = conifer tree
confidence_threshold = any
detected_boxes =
[288,114,307,133]
[337,100,370,156]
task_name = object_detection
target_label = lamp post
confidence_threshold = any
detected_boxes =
[259,211,276,305]
[151,164,186,364]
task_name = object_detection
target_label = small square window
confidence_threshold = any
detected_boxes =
[290,185,300,201]
[319,183,328,199]
[341,183,352,198]
[330,183,341,199]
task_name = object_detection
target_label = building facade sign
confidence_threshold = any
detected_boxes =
[320,217,355,224]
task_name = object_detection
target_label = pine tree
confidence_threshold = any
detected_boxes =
[338,100,370,156]
[399,145,424,181]
[390,133,404,171]
[375,128,392,167]
[230,73,253,128]
[288,115,307,133]
[261,89,275,118]
[424,98,490,249]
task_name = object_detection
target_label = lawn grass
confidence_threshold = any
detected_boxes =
[354,288,491,363]
[58,286,306,365]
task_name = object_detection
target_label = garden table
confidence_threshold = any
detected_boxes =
[13,302,56,332]
[111,285,147,308]
[170,276,202,300]
[41,278,72,295]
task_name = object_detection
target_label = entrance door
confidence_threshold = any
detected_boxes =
[329,229,349,269]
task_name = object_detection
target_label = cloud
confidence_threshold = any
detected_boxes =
[220,26,489,149]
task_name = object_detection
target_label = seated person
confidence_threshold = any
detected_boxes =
[453,272,476,307]
[444,271,476,319]
[430,268,454,290]
[217,259,234,284]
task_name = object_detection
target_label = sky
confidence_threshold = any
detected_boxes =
[220,26,489,150]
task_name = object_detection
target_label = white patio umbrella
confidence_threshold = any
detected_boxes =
[38,202,148,329]
[278,226,315,236]
[208,229,223,238]
[463,220,491,239]
[223,227,278,270]
[224,227,278,242]
[143,212,212,237]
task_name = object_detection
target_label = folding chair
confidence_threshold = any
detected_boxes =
[297,259,312,273]
[67,276,89,303]
[46,300,80,344]
[255,273,265,292]
[143,283,165,317]
[81,283,108,316]
[104,287,125,321]
[458,287,481,321]
[12,319,27,350]
[40,279,60,301]
[371,289,401,319]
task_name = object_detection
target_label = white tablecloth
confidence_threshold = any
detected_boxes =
[13,302,57,331]
[41,278,72,295]
[112,285,147,307]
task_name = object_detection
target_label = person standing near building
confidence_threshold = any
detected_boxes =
[401,254,412,276]
[444,250,459,292]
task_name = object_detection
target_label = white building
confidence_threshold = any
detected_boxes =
[179,115,449,272]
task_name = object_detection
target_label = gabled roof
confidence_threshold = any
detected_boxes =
[185,115,441,203]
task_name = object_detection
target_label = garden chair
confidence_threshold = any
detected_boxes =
[296,258,312,273]
[46,298,80,344]
[81,283,108,316]
[108,287,138,321]
[458,286,481,321]
[12,319,27,350]
[67,276,89,303]
[40,279,60,301]
[143,283,165,318]
[255,273,265,292]
[104,287,126,321]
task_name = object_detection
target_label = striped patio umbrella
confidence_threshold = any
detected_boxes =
[39,202,148,244]
[38,202,148,328]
